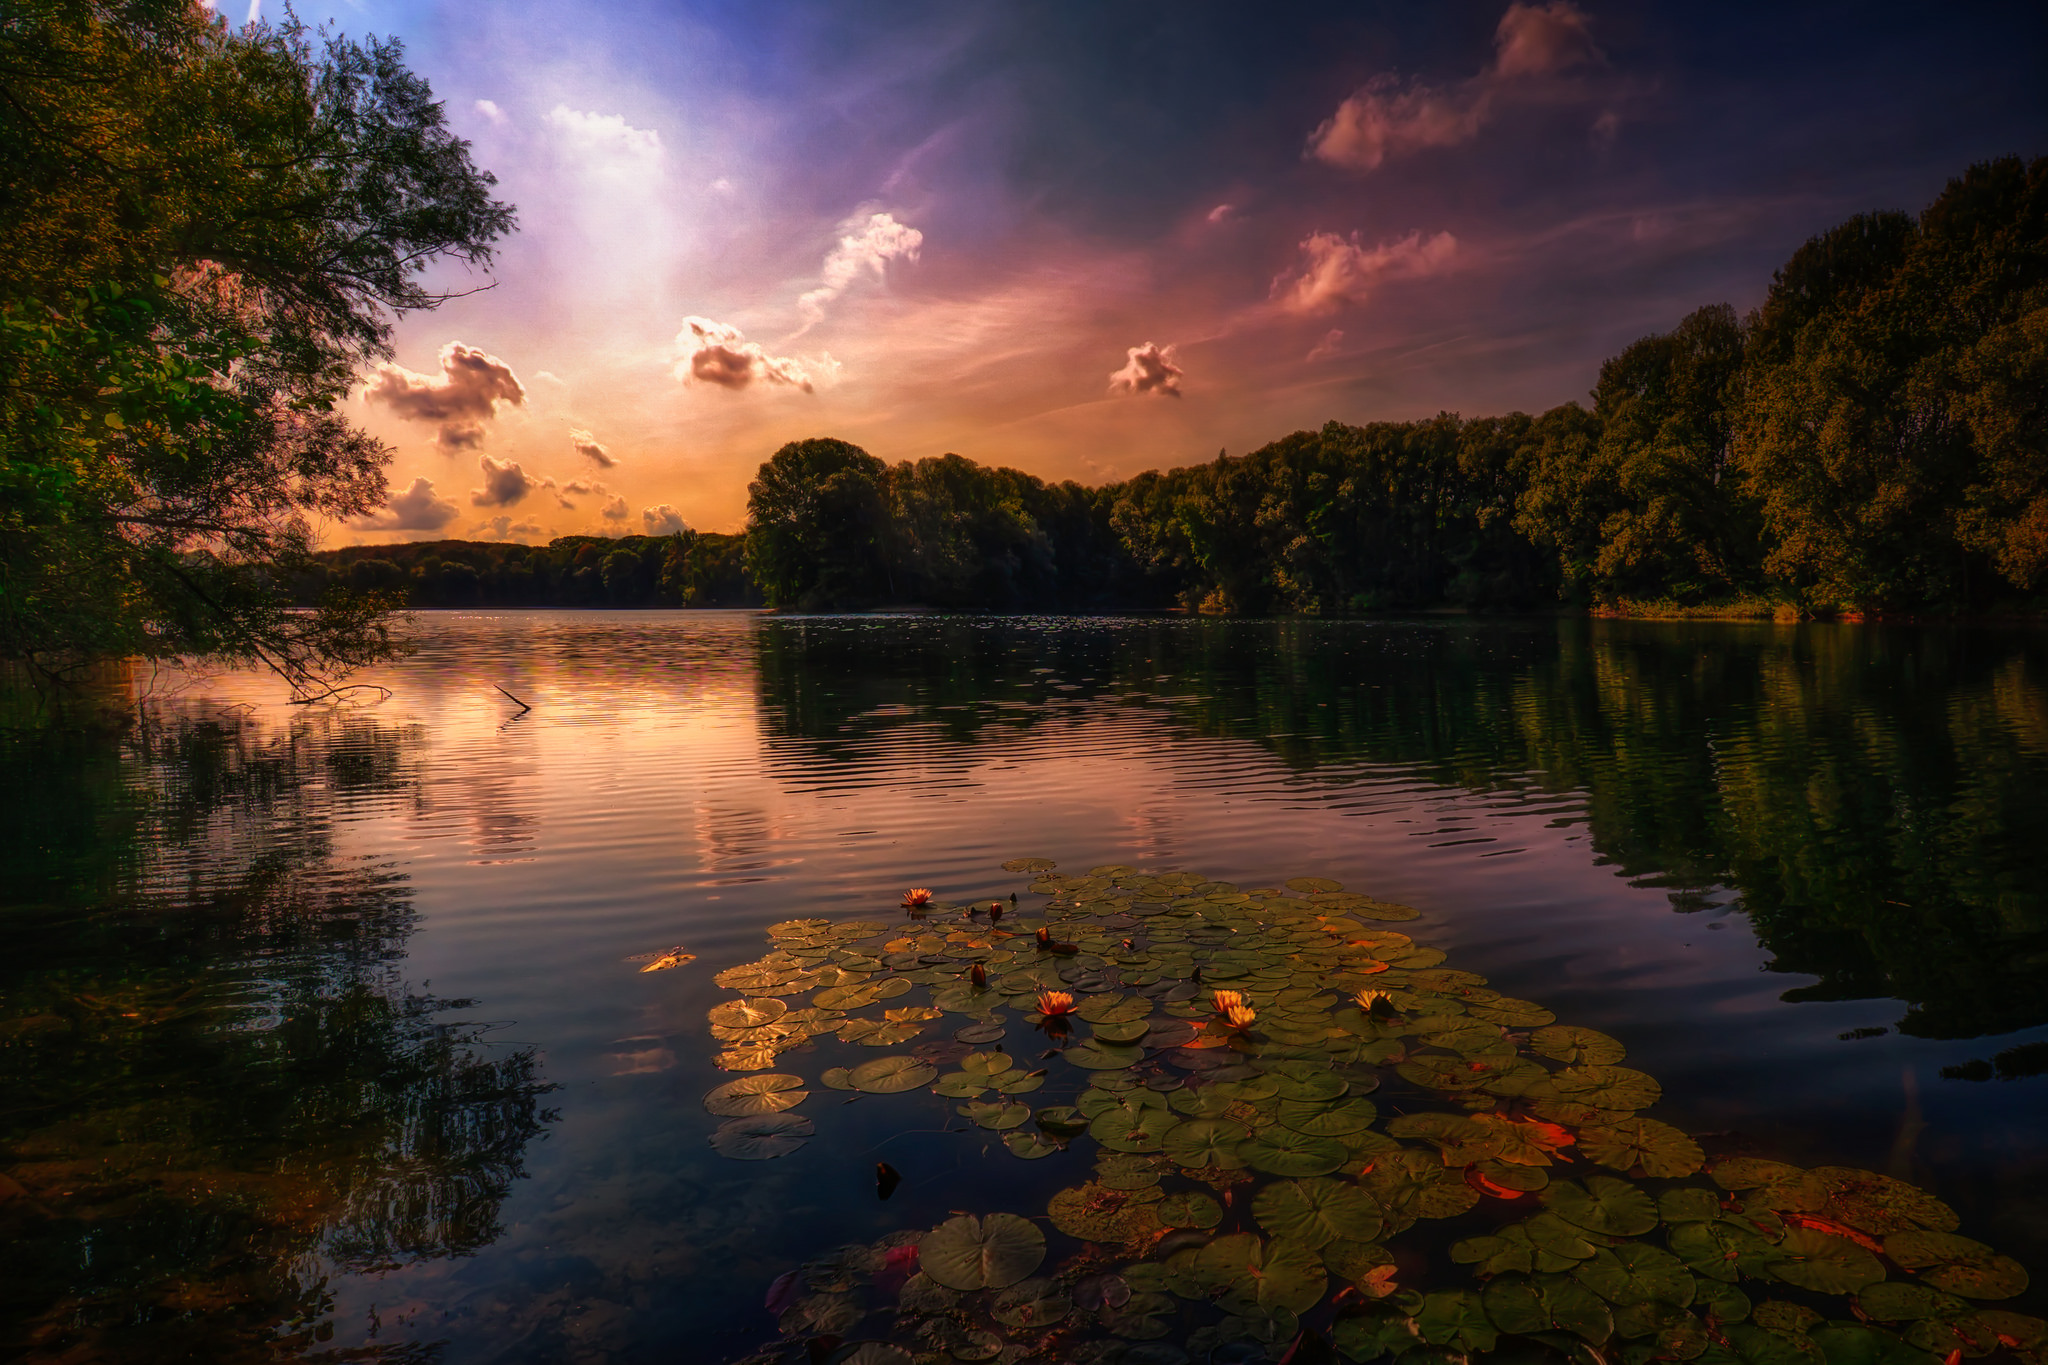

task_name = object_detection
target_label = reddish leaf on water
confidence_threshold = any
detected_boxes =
[885,1243,919,1273]
[765,1269,802,1316]
[1468,1170,1528,1199]
[1781,1212,1885,1253]
[1943,1351,1963,1365]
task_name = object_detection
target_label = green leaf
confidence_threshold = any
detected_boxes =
[1532,1025,1628,1066]
[1543,1176,1660,1237]
[849,1055,937,1093]
[919,1212,1046,1290]
[1670,1219,1785,1282]
[1088,1104,1181,1153]
[1572,1244,1699,1307]
[1239,1125,1349,1177]
[1416,1289,1498,1353]
[708,1112,814,1159]
[1253,1178,1386,1248]
[1769,1227,1885,1295]
[1579,1117,1705,1178]
[1483,1273,1616,1343]
[1157,1190,1225,1228]
[702,1074,807,1116]
[1163,1117,1252,1169]
[1883,1231,2029,1300]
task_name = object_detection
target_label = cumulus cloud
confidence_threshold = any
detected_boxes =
[643,505,688,535]
[1307,1,1599,171]
[1108,342,1185,398]
[674,317,835,393]
[474,99,507,126]
[354,477,460,532]
[470,455,539,508]
[570,428,617,468]
[365,342,526,448]
[600,495,630,522]
[1274,230,1458,314]
[477,514,546,541]
[796,211,923,331]
[545,104,663,166]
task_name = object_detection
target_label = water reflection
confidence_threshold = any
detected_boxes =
[756,617,2048,1041]
[0,705,555,1363]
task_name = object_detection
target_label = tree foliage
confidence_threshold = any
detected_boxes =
[0,0,512,691]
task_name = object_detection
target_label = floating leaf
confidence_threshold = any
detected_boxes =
[1531,1025,1627,1066]
[1174,1233,1329,1315]
[1702,1322,1826,1365]
[1076,992,1153,1024]
[1454,1228,1538,1277]
[850,1056,938,1094]
[820,1066,855,1091]
[1048,1183,1165,1244]
[1572,1243,1698,1307]
[919,1213,1046,1290]
[1765,1227,1886,1294]
[1004,1130,1063,1159]
[1883,1231,2029,1300]
[709,1112,814,1160]
[1416,1289,1498,1353]
[1162,1117,1252,1170]
[960,1100,1031,1131]
[1670,1219,1786,1282]
[1660,1188,1726,1224]
[1543,1176,1660,1237]
[1088,1104,1181,1153]
[1238,1125,1348,1178]
[1810,1168,1959,1236]
[1157,1190,1225,1228]
[1550,1064,1662,1111]
[1278,1095,1377,1137]
[703,1074,807,1117]
[1807,1323,1940,1365]
[1252,1177,1385,1248]
[708,997,789,1028]
[1035,1105,1089,1137]
[990,1277,1074,1328]
[1102,1290,1177,1339]
[1064,1038,1147,1070]
[1855,1283,1967,1322]
[1579,1117,1705,1178]
[1287,877,1344,894]
[1003,857,1057,872]
[1483,1272,1616,1343]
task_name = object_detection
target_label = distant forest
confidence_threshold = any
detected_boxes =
[310,157,2047,616]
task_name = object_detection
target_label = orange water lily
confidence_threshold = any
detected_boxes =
[1223,1003,1258,1030]
[1353,988,1391,1011]
[1036,989,1077,1017]
[901,888,933,908]
[1211,988,1246,1015]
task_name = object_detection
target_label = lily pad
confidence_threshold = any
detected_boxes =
[820,1066,855,1091]
[990,1277,1073,1328]
[1572,1244,1699,1307]
[1483,1272,1616,1343]
[1077,992,1153,1024]
[1855,1282,1967,1322]
[1417,1289,1499,1353]
[1288,877,1344,894]
[1543,1176,1660,1237]
[1811,1169,1958,1236]
[1670,1219,1786,1282]
[1238,1125,1348,1177]
[1004,1130,1063,1159]
[1579,1117,1705,1178]
[960,1100,1032,1131]
[850,1055,938,1094]
[1048,1182,1165,1244]
[1769,1227,1885,1295]
[1176,1233,1329,1315]
[1252,1177,1386,1247]
[1278,1095,1378,1137]
[1035,1105,1089,1138]
[709,1112,815,1159]
[1003,857,1057,872]
[1162,1117,1252,1169]
[1064,1038,1146,1070]
[1531,1025,1627,1066]
[703,1074,808,1117]
[1088,1104,1182,1153]
[1883,1231,2029,1300]
[707,997,789,1029]
[1550,1064,1662,1111]
[1157,1190,1225,1228]
[920,1213,1046,1290]
[1454,1228,1539,1277]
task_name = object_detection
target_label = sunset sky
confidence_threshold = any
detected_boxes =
[285,0,2046,543]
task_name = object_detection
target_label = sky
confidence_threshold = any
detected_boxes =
[282,0,2048,543]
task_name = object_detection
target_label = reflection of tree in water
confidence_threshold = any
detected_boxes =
[752,617,2048,1040]
[0,704,555,1362]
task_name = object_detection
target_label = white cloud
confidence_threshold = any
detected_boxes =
[353,477,459,532]
[1108,342,1184,398]
[546,105,663,169]
[643,505,688,535]
[674,317,836,393]
[570,428,617,468]
[1307,1,1599,172]
[796,211,923,332]
[1273,230,1458,314]
[474,99,508,126]
[470,455,539,508]
[364,342,526,448]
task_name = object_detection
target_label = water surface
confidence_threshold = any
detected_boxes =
[3,613,2044,1362]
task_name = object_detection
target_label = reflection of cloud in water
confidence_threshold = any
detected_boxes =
[605,1035,677,1075]
[694,801,776,882]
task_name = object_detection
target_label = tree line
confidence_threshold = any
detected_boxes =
[744,156,2045,616]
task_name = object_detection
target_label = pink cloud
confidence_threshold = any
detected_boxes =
[1108,342,1185,398]
[571,428,617,467]
[354,477,459,532]
[1307,1,1599,172]
[1307,329,1346,362]
[796,211,923,331]
[674,317,834,392]
[365,342,526,448]
[1274,230,1458,314]
[470,454,538,507]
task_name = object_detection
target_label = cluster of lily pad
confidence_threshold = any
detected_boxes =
[707,862,2041,1365]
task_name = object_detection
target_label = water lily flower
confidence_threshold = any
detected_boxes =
[970,962,988,989]
[1353,988,1393,1013]
[901,888,933,908]
[1211,988,1246,1015]
[1223,1003,1258,1031]
[1036,989,1077,1017]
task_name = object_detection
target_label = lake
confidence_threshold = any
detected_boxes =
[3,612,2044,1364]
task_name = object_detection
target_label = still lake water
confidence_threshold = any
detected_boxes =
[3,611,2045,1363]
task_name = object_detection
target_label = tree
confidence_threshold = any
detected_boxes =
[744,438,891,609]
[0,1,513,693]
